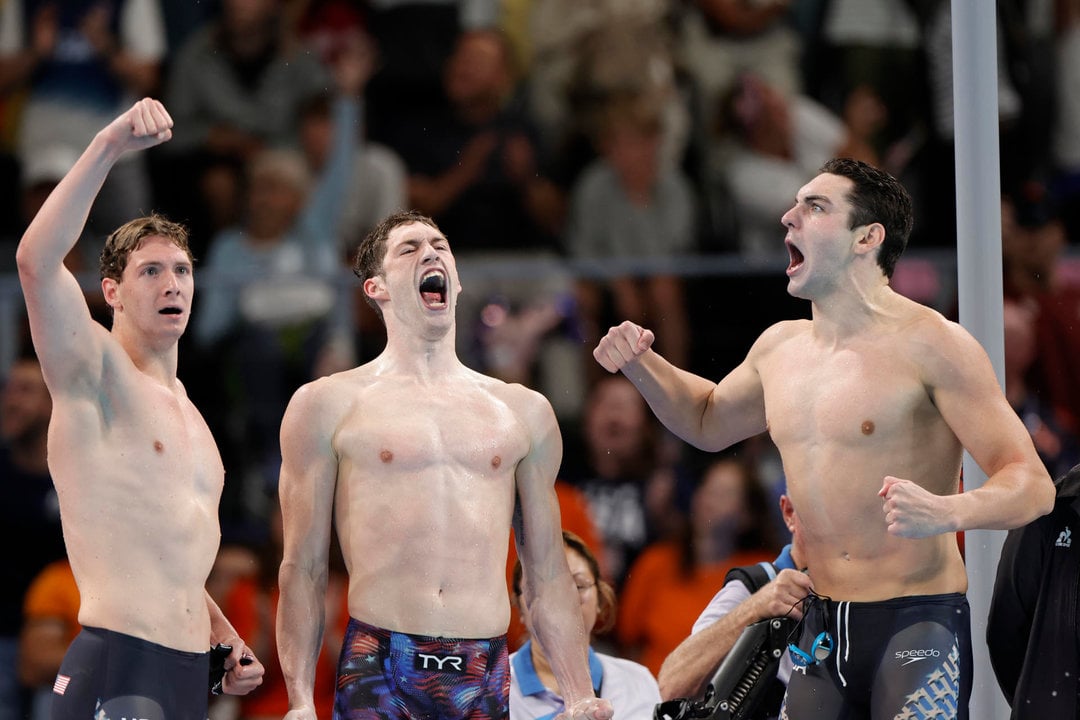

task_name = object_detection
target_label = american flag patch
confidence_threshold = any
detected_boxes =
[53,674,71,695]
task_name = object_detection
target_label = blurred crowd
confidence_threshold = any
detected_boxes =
[1,0,1079,717]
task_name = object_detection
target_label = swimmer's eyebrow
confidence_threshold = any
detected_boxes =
[798,193,834,207]
[395,234,451,250]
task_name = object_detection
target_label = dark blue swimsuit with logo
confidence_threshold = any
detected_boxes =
[781,593,972,719]
[51,626,209,720]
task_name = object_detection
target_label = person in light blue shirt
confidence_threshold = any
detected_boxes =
[510,531,661,720]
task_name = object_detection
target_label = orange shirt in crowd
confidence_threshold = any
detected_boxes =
[23,559,81,644]
[617,544,773,676]
[226,575,350,719]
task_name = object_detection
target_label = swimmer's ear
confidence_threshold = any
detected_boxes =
[853,222,885,256]
[101,277,121,311]
[363,275,387,302]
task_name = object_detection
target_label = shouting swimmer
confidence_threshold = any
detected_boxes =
[594,158,1053,719]
[276,211,613,720]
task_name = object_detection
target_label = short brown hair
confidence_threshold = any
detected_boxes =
[352,210,441,318]
[99,213,193,282]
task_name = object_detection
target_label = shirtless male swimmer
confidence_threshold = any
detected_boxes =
[276,210,614,720]
[593,158,1054,719]
[16,98,264,719]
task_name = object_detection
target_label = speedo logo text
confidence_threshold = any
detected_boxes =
[895,648,941,666]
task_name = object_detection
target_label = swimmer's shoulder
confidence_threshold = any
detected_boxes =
[285,365,379,422]
[896,301,989,375]
[748,318,811,357]
[479,372,557,424]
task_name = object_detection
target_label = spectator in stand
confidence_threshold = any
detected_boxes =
[1054,0,1080,240]
[18,559,79,720]
[566,93,697,373]
[0,0,166,261]
[1003,298,1079,480]
[297,87,406,263]
[397,28,582,417]
[192,36,370,501]
[812,0,926,160]
[678,0,802,138]
[294,33,407,365]
[711,71,884,260]
[526,1,687,186]
[510,531,661,720]
[287,0,367,69]
[362,0,497,148]
[1001,186,1080,444]
[0,355,64,720]
[616,453,778,677]
[161,0,331,257]
[561,375,682,590]
[0,146,81,275]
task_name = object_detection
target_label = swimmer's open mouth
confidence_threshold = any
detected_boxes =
[786,242,804,273]
[419,271,447,309]
[159,306,183,315]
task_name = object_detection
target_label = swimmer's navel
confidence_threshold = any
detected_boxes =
[380,449,393,463]
[861,420,875,436]
[491,456,501,469]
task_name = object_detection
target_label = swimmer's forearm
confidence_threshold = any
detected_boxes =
[527,582,596,706]
[277,562,326,704]
[954,464,1055,530]
[17,133,121,274]
[205,591,240,646]
[621,352,725,449]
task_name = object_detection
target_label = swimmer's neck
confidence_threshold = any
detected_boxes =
[113,328,180,387]
[374,335,467,381]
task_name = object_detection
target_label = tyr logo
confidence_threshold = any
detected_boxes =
[415,653,466,673]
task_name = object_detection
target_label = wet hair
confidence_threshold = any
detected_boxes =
[352,210,442,319]
[819,158,913,278]
[512,530,617,636]
[99,213,193,282]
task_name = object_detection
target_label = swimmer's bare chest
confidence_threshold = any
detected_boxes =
[762,339,931,451]
[336,383,529,485]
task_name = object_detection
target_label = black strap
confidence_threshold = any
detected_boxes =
[723,562,778,595]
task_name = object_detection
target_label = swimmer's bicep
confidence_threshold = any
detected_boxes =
[704,360,768,446]
[511,392,562,557]
[278,385,338,557]
[922,325,1028,461]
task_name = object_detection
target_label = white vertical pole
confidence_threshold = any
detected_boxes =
[950,1,1010,718]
